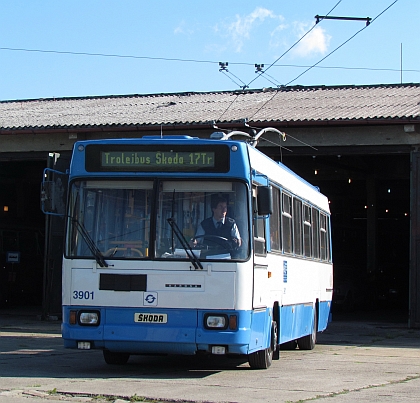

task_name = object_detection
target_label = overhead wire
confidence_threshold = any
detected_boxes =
[247,0,400,122]
[256,134,293,162]
[0,1,404,157]
[0,46,221,65]
[256,72,282,88]
[232,0,400,155]
[245,0,343,89]
[272,64,419,74]
[220,70,245,88]
[215,0,343,123]
[286,0,399,86]
[0,46,416,75]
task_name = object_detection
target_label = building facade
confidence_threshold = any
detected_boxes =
[1,84,419,326]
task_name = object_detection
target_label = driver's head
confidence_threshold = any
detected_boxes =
[212,197,228,221]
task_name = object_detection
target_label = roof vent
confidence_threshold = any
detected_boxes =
[210,131,225,139]
[142,135,197,139]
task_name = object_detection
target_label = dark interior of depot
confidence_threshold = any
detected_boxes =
[282,153,410,322]
[0,153,410,323]
[0,160,46,308]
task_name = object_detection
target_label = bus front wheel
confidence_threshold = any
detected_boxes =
[248,321,277,369]
[103,350,130,365]
[248,346,272,369]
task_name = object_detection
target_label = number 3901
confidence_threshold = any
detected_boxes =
[73,291,94,300]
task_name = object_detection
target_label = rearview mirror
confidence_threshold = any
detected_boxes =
[257,186,272,216]
[40,168,67,216]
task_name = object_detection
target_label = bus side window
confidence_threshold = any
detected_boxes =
[312,208,320,259]
[253,193,266,256]
[293,198,303,256]
[320,212,328,261]
[303,204,312,258]
[282,192,292,254]
[323,214,331,262]
[269,187,281,251]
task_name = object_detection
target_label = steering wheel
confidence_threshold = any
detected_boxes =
[194,234,239,251]
[104,247,143,257]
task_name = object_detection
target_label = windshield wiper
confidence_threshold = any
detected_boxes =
[70,217,108,268]
[167,218,203,270]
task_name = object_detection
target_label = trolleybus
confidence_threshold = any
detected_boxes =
[42,132,333,369]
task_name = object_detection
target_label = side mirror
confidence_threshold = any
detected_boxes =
[257,186,273,216]
[40,168,67,216]
[40,181,56,213]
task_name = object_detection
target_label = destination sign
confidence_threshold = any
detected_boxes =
[85,144,230,173]
[101,151,215,168]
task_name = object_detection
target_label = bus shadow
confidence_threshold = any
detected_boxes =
[0,350,251,380]
[108,354,252,378]
[0,314,252,379]
[0,332,251,380]
[4,310,420,382]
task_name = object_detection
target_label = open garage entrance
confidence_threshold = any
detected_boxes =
[0,149,413,324]
[280,152,410,319]
[0,159,46,308]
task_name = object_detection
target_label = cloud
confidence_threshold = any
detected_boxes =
[292,24,331,58]
[218,7,283,53]
[174,20,194,35]
[269,23,289,49]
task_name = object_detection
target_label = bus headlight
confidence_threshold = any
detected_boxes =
[79,311,100,326]
[204,314,228,329]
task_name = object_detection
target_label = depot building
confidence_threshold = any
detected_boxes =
[1,83,420,327]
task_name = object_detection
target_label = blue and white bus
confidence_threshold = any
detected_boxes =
[42,133,332,369]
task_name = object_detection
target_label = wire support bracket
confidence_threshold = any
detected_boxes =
[315,15,372,26]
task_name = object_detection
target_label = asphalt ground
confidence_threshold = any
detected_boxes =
[0,307,419,403]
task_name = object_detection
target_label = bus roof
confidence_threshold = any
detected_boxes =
[70,136,330,212]
[247,144,330,212]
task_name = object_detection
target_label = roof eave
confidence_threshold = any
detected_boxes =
[1,117,420,135]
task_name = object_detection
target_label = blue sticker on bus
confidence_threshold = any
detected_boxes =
[283,261,288,283]
[143,292,158,306]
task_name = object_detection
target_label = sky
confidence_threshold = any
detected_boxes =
[0,0,418,101]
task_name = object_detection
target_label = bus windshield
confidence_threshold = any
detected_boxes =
[66,180,153,260]
[66,179,249,261]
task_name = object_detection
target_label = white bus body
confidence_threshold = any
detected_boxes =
[44,136,332,369]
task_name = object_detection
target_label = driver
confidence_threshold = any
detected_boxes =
[190,196,241,248]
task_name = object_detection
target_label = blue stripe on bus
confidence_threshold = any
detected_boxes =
[279,303,314,344]
[278,301,332,344]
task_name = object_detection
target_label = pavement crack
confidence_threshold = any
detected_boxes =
[286,374,420,402]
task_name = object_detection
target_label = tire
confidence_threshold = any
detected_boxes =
[271,320,280,360]
[103,350,130,365]
[297,310,317,350]
[248,321,276,369]
[248,347,273,369]
[272,303,280,360]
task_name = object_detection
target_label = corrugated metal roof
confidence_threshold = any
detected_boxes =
[1,84,419,131]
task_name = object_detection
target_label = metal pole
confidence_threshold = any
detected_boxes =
[401,43,403,84]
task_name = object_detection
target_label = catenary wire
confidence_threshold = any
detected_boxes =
[0,46,417,74]
[220,70,244,88]
[245,0,342,90]
[216,0,342,123]
[247,0,400,122]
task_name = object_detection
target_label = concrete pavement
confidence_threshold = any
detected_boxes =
[1,308,419,403]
